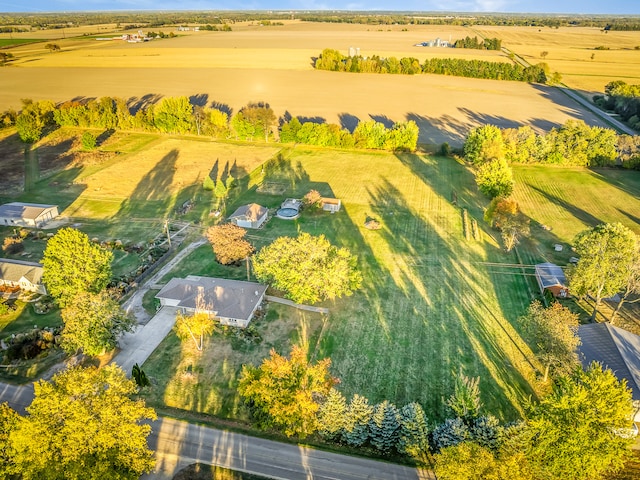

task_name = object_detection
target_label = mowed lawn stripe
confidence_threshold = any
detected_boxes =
[292,149,537,421]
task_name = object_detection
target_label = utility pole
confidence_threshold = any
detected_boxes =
[246,256,250,281]
[164,219,171,248]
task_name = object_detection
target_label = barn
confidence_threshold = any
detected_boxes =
[0,202,58,228]
[534,262,569,298]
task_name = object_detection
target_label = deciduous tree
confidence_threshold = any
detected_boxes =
[519,300,580,382]
[206,223,254,265]
[484,197,530,251]
[42,227,113,307]
[174,303,216,352]
[153,96,193,134]
[252,233,362,305]
[475,158,514,198]
[526,363,634,480]
[238,345,336,438]
[16,99,56,143]
[7,365,156,480]
[611,253,640,322]
[60,291,135,356]
[569,222,637,321]
[464,124,505,165]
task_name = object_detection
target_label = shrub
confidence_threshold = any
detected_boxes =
[81,131,96,150]
[2,236,24,254]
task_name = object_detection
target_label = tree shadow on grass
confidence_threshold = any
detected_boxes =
[116,148,179,219]
[529,184,603,228]
[339,113,360,132]
[365,173,538,420]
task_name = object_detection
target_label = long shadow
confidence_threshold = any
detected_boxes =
[189,93,209,107]
[530,184,603,227]
[369,114,394,128]
[128,94,163,114]
[116,149,179,219]
[339,113,360,132]
[617,207,640,226]
[365,172,537,420]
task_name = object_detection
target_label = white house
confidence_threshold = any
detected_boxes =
[0,259,47,294]
[155,275,267,328]
[0,202,58,228]
[228,203,268,229]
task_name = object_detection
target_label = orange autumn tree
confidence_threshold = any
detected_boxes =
[238,345,337,438]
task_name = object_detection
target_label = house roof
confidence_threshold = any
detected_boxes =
[535,262,567,289]
[0,202,57,221]
[0,258,44,285]
[229,203,267,223]
[578,323,640,400]
[155,276,267,321]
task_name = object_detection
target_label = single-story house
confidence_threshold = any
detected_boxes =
[320,197,341,213]
[155,275,267,328]
[578,323,640,422]
[0,202,58,228]
[0,259,47,294]
[535,262,569,298]
[228,203,268,229]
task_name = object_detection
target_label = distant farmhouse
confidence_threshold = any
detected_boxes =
[0,202,58,228]
[155,276,267,328]
[0,259,46,295]
[415,37,451,48]
[229,203,268,229]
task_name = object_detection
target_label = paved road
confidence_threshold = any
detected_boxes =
[0,383,429,480]
[144,417,429,480]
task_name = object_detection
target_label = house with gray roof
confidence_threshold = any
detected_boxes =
[228,203,268,229]
[578,322,640,421]
[535,262,569,298]
[0,259,46,294]
[0,202,58,228]
[155,275,267,328]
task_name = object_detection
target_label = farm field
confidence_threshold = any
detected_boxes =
[473,26,640,94]
[0,21,611,146]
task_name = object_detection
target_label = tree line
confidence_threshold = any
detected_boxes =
[2,97,418,152]
[464,120,622,168]
[595,80,640,132]
[315,48,555,84]
[452,36,502,50]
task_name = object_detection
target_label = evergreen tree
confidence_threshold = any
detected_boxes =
[203,175,215,191]
[397,402,430,458]
[431,418,469,452]
[317,388,347,441]
[343,394,373,447]
[368,400,400,454]
[469,415,504,451]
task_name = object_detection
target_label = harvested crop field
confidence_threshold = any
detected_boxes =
[0,21,611,146]
[473,26,640,94]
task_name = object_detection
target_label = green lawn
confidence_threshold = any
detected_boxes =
[148,147,540,423]
[512,165,640,243]
[0,39,41,47]
[0,300,61,341]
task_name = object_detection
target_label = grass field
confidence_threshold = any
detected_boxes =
[512,165,640,243]
[0,39,41,47]
[472,26,640,93]
[0,22,611,147]
[143,146,540,423]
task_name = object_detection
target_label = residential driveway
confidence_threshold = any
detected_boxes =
[111,306,178,376]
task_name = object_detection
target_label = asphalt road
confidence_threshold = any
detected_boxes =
[144,416,429,480]
[0,382,429,480]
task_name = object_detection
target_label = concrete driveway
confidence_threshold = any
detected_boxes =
[111,306,178,376]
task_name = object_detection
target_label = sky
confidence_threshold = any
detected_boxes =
[0,0,638,14]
